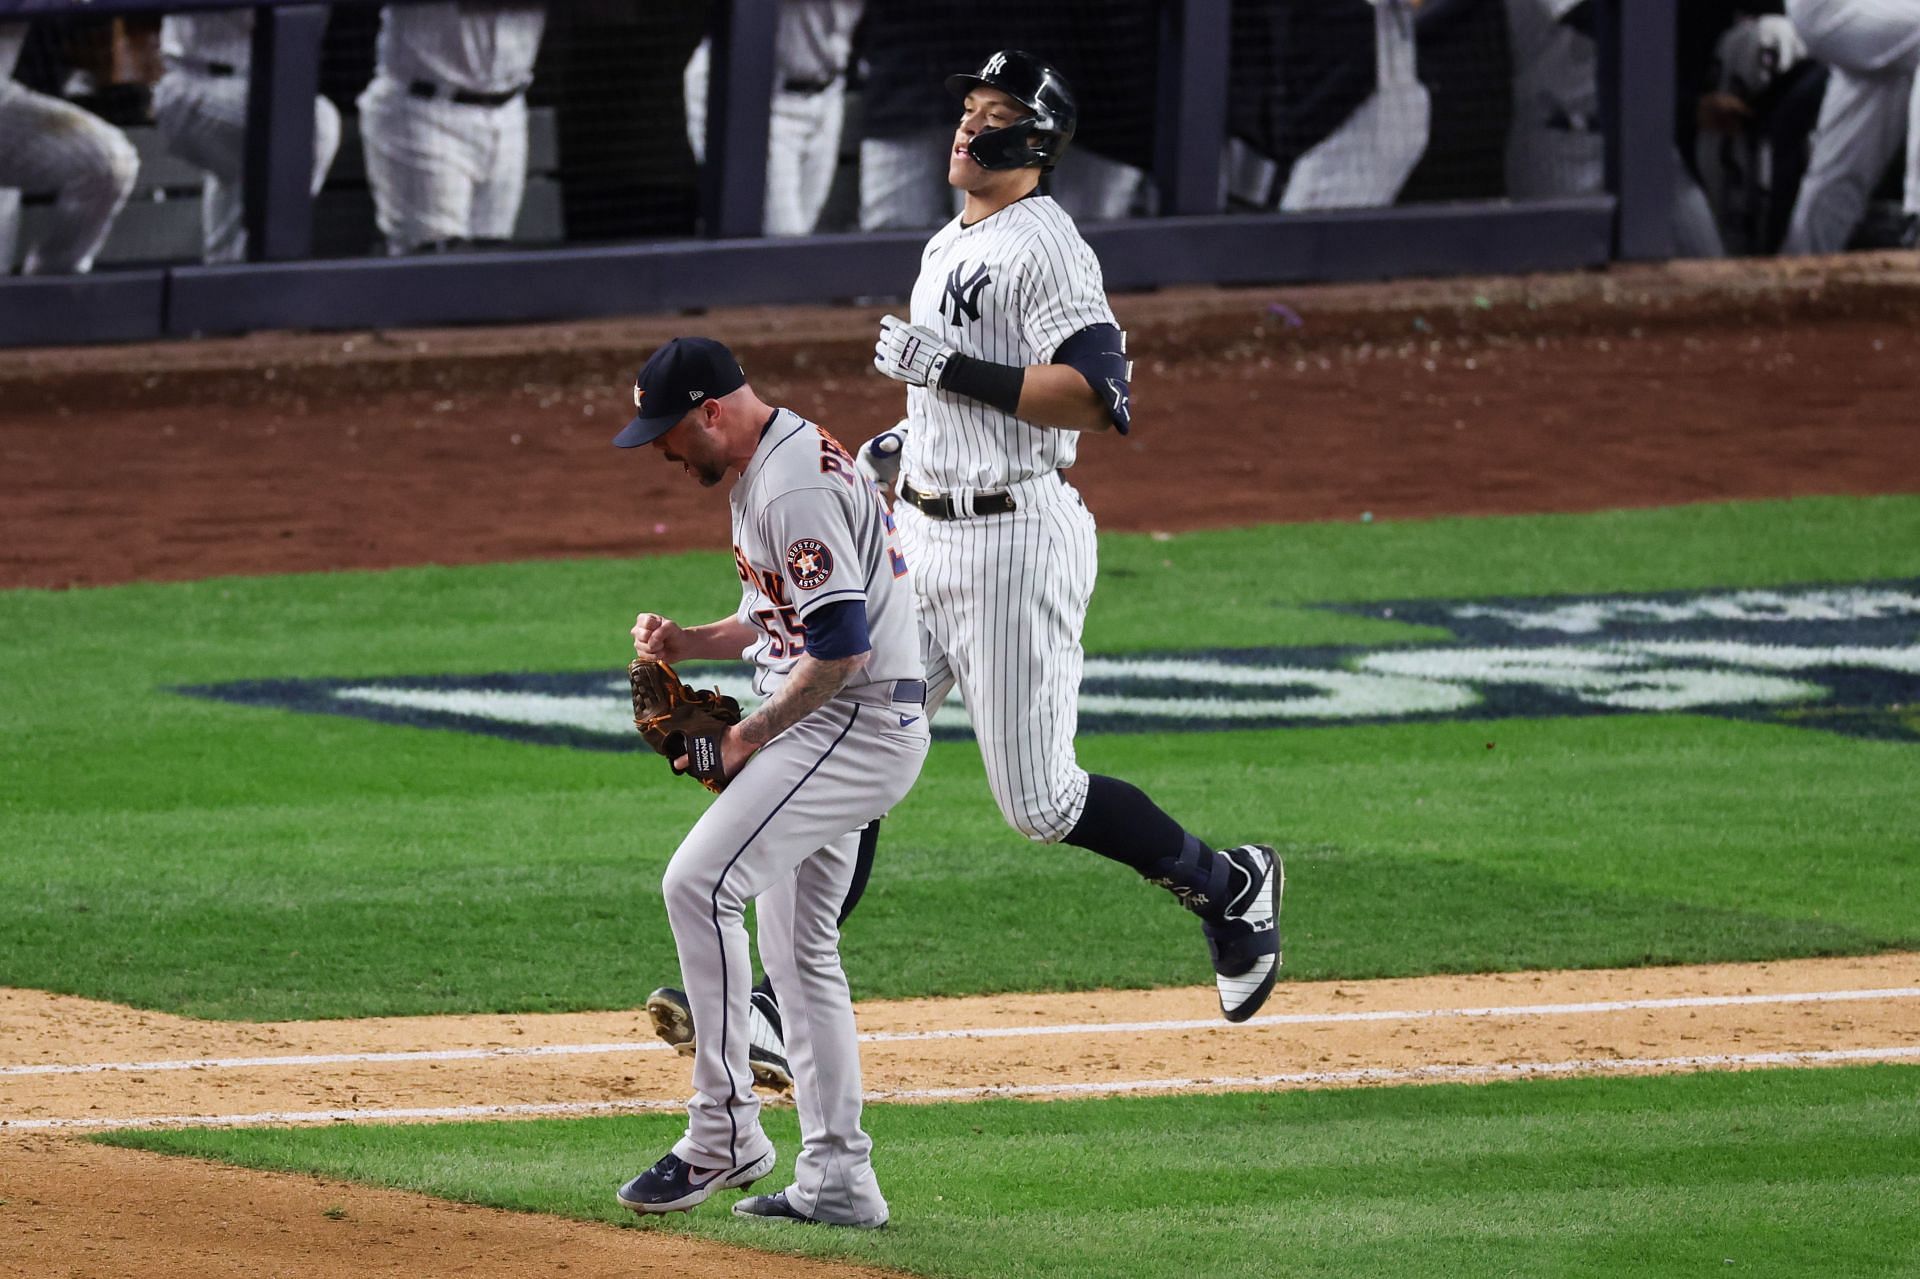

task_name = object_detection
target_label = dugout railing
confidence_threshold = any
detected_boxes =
[0,0,1673,348]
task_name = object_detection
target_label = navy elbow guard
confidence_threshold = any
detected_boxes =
[1053,323,1132,433]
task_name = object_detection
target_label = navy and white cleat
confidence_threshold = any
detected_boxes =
[1201,844,1283,1022]
[733,1189,888,1230]
[616,1148,776,1215]
[644,985,793,1092]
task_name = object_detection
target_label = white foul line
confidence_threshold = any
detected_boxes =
[5,986,1917,1080]
[6,1045,1918,1132]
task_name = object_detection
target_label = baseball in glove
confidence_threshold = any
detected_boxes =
[628,658,744,793]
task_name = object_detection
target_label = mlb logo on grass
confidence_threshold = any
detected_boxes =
[178,579,1920,749]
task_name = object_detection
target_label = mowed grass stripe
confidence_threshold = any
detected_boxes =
[100,1064,1920,1279]
[2,496,1917,1019]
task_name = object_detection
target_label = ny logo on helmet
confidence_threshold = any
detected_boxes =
[942,261,991,325]
[982,51,1007,77]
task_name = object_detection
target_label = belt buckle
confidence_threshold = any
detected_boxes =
[907,478,945,516]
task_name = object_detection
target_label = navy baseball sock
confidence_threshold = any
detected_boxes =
[1064,775,1247,920]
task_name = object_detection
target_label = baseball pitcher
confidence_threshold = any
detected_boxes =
[611,337,925,1230]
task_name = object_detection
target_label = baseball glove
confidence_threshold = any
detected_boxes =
[628,658,743,793]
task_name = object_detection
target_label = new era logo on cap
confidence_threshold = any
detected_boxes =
[612,336,747,449]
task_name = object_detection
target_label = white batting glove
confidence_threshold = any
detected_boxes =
[855,419,911,492]
[874,314,955,388]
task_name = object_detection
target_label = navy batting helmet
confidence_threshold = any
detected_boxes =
[945,49,1077,172]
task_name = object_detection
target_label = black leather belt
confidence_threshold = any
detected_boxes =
[898,472,1062,520]
[891,679,926,705]
[782,76,838,95]
[409,79,527,108]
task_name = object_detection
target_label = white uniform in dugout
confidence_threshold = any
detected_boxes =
[152,12,342,263]
[0,21,139,275]
[899,193,1110,840]
[354,2,547,253]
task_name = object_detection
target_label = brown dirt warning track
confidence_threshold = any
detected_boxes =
[3,255,1920,1277]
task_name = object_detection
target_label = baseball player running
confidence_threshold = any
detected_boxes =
[639,50,1283,1093]
[612,337,926,1230]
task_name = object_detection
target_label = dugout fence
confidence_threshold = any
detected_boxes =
[0,0,1675,347]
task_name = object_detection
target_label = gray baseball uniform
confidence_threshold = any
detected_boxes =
[152,13,341,264]
[663,408,925,1225]
[0,21,139,275]
[1782,0,1920,253]
[354,2,546,253]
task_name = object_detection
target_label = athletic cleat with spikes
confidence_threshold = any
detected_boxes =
[733,1189,888,1229]
[616,1147,776,1215]
[1200,844,1283,1022]
[644,985,794,1092]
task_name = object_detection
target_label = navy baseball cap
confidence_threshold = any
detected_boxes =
[612,336,748,448]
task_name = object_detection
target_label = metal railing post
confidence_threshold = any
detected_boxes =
[702,0,778,238]
[1598,0,1677,260]
[243,4,328,262]
[1153,0,1231,216]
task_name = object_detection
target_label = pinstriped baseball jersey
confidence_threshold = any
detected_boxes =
[903,194,1117,492]
[376,2,547,95]
[730,409,922,700]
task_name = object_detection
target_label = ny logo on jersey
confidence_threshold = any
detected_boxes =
[941,261,992,326]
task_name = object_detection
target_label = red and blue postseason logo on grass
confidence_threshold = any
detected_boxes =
[178,579,1920,749]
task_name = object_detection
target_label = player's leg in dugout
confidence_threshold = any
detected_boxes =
[764,82,842,236]
[154,72,340,263]
[0,82,138,274]
[658,701,927,1174]
[356,76,478,253]
[466,97,530,243]
[753,826,888,1226]
[859,126,955,231]
[1783,0,1920,252]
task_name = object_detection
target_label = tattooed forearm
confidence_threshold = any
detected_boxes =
[736,651,869,749]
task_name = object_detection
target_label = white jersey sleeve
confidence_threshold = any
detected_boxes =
[1016,205,1117,362]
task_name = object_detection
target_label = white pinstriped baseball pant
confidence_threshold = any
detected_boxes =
[896,473,1098,844]
[1783,0,1920,252]
[151,66,340,263]
[0,79,138,274]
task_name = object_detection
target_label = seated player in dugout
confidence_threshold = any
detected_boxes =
[641,50,1285,1096]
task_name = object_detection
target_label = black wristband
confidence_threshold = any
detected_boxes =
[937,352,1026,415]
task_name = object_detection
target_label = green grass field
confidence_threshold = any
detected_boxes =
[4,496,1916,1019]
[105,1066,1920,1278]
[7,494,1919,1276]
